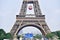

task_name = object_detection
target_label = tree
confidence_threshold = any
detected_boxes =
[52,31,60,39]
[0,29,6,40]
[34,34,42,39]
[0,29,12,40]
[46,33,55,40]
[5,33,12,39]
[56,31,60,39]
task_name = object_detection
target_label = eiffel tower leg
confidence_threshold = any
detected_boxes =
[13,37,18,40]
[33,1,42,17]
[19,1,27,17]
[10,0,53,40]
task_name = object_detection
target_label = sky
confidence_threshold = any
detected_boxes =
[0,0,60,33]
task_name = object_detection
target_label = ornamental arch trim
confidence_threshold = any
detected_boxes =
[16,23,47,36]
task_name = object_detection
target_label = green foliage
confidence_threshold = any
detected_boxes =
[34,34,42,39]
[52,31,60,39]
[0,29,6,40]
[5,33,12,39]
[0,29,12,40]
[0,29,6,34]
[56,31,60,38]
[46,33,55,39]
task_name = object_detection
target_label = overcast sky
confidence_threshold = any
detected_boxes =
[0,0,60,33]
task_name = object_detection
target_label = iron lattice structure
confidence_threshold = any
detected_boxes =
[10,0,51,40]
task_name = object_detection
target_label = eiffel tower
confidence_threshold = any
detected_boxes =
[10,0,51,40]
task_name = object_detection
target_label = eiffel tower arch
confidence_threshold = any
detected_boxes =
[10,0,51,40]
